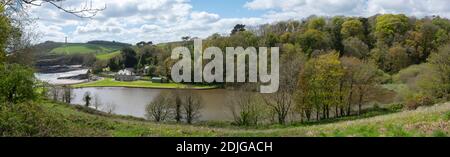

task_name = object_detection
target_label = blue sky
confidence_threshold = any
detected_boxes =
[27,0,450,44]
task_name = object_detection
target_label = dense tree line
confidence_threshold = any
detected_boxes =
[137,14,450,125]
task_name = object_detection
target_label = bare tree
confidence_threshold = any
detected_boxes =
[62,85,73,104]
[263,49,305,124]
[145,91,173,122]
[172,90,183,123]
[228,89,264,126]
[49,85,60,101]
[181,91,202,124]
[103,102,116,114]
[93,94,101,110]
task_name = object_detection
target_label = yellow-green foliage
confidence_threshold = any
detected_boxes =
[341,19,364,40]
[375,14,409,42]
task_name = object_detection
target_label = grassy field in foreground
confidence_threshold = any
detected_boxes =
[40,100,450,137]
[72,78,217,89]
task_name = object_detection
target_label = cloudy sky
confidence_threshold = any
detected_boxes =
[28,0,450,44]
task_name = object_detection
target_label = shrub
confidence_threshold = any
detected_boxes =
[0,102,67,137]
[405,94,434,110]
[388,103,404,112]
[145,91,173,122]
[228,92,264,126]
[443,111,450,120]
[0,64,36,103]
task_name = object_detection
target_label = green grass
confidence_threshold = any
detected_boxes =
[50,43,124,61]
[95,50,121,60]
[72,78,217,89]
[39,100,450,137]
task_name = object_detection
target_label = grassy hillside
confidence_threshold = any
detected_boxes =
[95,50,121,60]
[32,41,130,61]
[39,100,450,137]
[51,43,120,55]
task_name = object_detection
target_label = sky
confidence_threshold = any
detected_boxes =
[27,0,450,44]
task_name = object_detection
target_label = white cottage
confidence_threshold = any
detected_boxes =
[115,68,140,81]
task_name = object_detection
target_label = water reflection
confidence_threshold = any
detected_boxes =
[71,87,233,121]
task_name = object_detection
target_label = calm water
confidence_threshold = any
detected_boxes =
[71,87,234,121]
[35,69,88,85]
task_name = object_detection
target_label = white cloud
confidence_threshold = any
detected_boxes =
[29,0,262,44]
[27,0,450,44]
[245,0,450,21]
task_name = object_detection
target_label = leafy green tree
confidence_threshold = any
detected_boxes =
[375,14,409,46]
[328,16,346,52]
[264,32,280,47]
[296,29,331,55]
[432,17,450,33]
[427,45,450,100]
[353,61,382,115]
[341,19,365,40]
[296,52,343,121]
[342,37,369,59]
[308,17,326,31]
[0,64,36,104]
[280,32,292,44]
[108,57,121,72]
[121,47,138,68]
[385,45,411,73]
[231,24,246,35]
[406,21,440,63]
[228,31,258,47]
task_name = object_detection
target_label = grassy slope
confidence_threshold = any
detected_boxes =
[72,78,217,89]
[49,43,123,60]
[96,50,121,60]
[42,100,450,137]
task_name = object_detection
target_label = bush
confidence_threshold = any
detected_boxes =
[405,94,434,110]
[388,103,404,112]
[443,111,450,121]
[0,64,36,103]
[145,91,173,122]
[0,102,67,136]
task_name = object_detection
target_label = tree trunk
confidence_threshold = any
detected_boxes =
[358,91,363,115]
[347,81,354,116]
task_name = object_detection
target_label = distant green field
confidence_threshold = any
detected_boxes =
[96,50,121,60]
[51,43,120,54]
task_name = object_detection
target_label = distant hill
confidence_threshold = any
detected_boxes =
[50,40,131,55]
[32,40,132,61]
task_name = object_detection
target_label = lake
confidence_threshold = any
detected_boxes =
[71,87,235,121]
[36,70,236,121]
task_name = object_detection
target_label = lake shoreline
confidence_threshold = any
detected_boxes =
[71,78,219,90]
